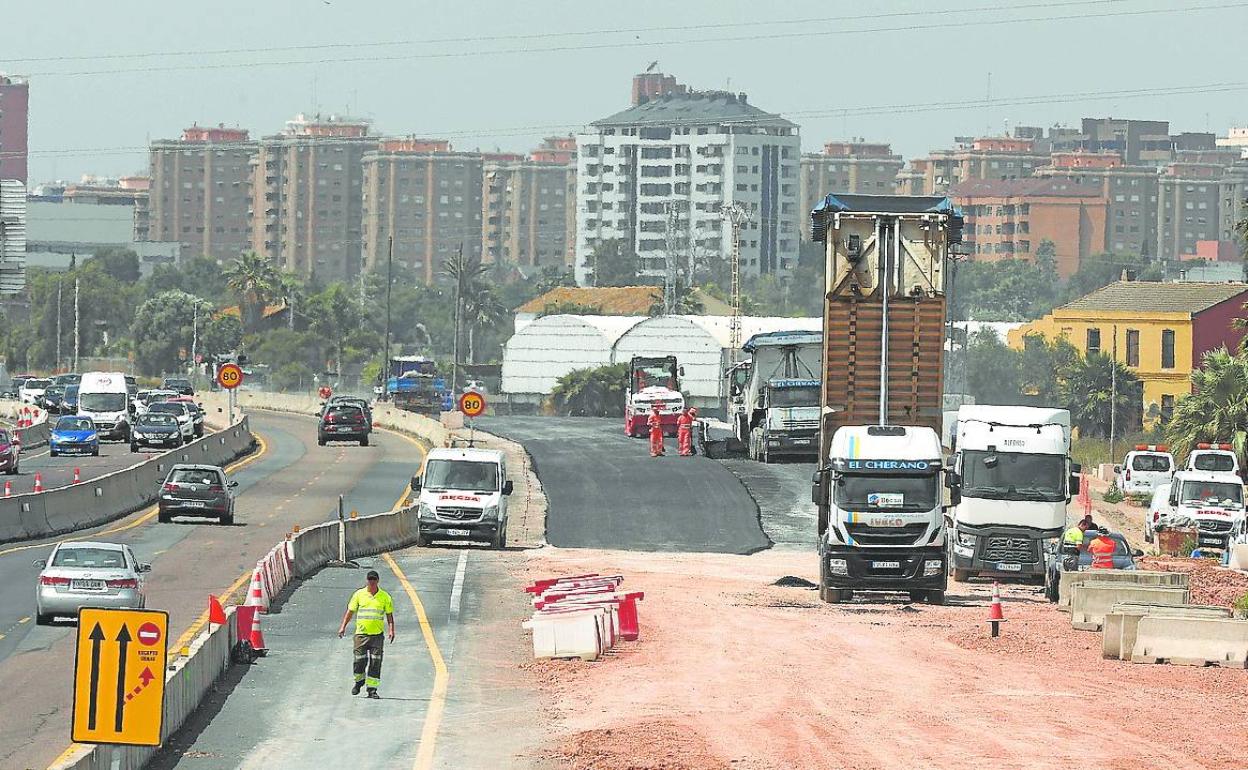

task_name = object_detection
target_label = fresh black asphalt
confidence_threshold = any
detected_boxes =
[482,416,770,554]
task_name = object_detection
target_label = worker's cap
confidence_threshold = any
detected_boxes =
[366,569,380,581]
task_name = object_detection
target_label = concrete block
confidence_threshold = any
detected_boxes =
[1131,615,1248,667]
[1101,602,1232,660]
[1071,582,1189,631]
[1058,569,1189,610]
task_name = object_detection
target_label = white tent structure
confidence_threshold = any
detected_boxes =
[501,315,644,396]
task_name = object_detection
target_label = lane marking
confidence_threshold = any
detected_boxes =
[0,434,269,557]
[381,552,447,770]
[449,552,467,622]
[18,616,29,624]
[170,566,255,652]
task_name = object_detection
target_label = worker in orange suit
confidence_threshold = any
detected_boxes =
[648,403,665,457]
[1087,528,1117,569]
[676,408,694,456]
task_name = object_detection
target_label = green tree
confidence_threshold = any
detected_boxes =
[223,251,280,334]
[961,329,1023,405]
[305,283,364,376]
[588,239,640,287]
[1063,352,1140,438]
[1061,252,1163,304]
[88,247,141,284]
[1166,348,1248,461]
[200,313,243,360]
[146,257,231,303]
[1019,333,1081,403]
[648,284,705,316]
[547,363,628,417]
[130,291,214,374]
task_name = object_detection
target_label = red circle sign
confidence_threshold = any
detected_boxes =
[216,363,244,390]
[137,621,162,647]
[458,391,487,418]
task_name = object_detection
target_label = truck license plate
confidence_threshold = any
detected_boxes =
[447,529,470,536]
[871,561,901,569]
[792,438,811,445]
[996,562,1022,572]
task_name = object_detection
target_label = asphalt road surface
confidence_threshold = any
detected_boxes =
[0,410,426,770]
[482,416,769,554]
[716,457,818,550]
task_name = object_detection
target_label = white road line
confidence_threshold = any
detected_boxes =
[449,551,468,621]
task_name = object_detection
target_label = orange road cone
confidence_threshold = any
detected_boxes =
[244,568,267,609]
[208,595,227,627]
[4,480,10,497]
[72,467,81,484]
[33,473,43,493]
[249,608,268,656]
[986,581,1006,638]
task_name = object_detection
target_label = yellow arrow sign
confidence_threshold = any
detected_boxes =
[72,608,168,747]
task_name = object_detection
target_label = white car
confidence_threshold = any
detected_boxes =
[1144,483,1172,544]
[35,541,150,624]
[1116,446,1175,496]
[18,377,51,405]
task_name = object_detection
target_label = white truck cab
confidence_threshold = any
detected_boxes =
[1160,470,1245,551]
[410,447,512,549]
[1185,443,1240,475]
[1115,445,1175,495]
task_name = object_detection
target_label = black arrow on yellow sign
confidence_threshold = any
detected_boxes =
[86,623,105,730]
[114,625,131,733]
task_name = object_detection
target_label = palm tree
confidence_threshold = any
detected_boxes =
[463,285,510,363]
[1166,347,1248,461]
[1061,352,1139,438]
[223,252,280,333]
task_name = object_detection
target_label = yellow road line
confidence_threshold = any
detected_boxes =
[170,566,255,652]
[381,552,448,770]
[0,434,268,557]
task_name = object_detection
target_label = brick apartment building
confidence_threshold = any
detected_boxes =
[482,136,576,269]
[896,136,1049,196]
[798,140,904,240]
[954,178,1107,277]
[1033,151,1160,257]
[0,74,29,183]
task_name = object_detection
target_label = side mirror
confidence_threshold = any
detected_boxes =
[1113,465,1122,474]
[228,480,239,488]
[810,469,826,506]
[950,487,962,506]
[409,476,422,492]
[944,471,961,489]
[32,559,45,568]
[1069,473,1081,497]
[503,480,514,496]
[139,563,152,573]
[1132,549,1145,558]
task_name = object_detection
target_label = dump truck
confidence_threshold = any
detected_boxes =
[726,330,822,462]
[386,356,447,416]
[808,194,963,603]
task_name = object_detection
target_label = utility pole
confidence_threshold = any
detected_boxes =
[721,204,749,364]
[190,304,199,377]
[451,243,464,397]
[382,234,394,401]
[55,280,62,372]
[1110,324,1118,464]
[73,276,80,373]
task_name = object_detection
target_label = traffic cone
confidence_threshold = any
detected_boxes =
[72,467,80,484]
[208,595,227,628]
[33,473,43,493]
[4,480,10,497]
[249,608,268,657]
[244,568,268,610]
[986,581,1006,638]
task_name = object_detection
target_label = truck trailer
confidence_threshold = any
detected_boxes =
[385,356,446,416]
[809,194,963,603]
[726,330,822,462]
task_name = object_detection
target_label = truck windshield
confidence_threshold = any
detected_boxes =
[834,474,938,512]
[634,363,676,390]
[769,386,819,408]
[1193,453,1236,473]
[1179,480,1243,509]
[80,393,126,412]
[961,450,1065,502]
[423,460,500,493]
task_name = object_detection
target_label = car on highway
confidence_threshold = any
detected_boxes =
[49,415,100,457]
[1115,446,1175,496]
[321,395,373,423]
[411,447,512,548]
[0,428,21,475]
[1044,529,1143,601]
[168,396,205,437]
[318,402,371,446]
[34,541,150,624]
[53,373,81,387]
[158,464,237,524]
[78,372,132,441]
[4,375,29,399]
[19,377,51,405]
[130,412,185,452]
[464,379,488,394]
[61,384,79,415]
[135,389,178,414]
[162,377,194,396]
[145,401,195,442]
[40,384,66,413]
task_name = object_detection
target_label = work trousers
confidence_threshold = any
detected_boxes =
[353,633,385,689]
[677,426,693,456]
[649,428,665,456]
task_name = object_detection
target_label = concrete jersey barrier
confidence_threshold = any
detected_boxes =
[1101,602,1232,660]
[1057,569,1190,610]
[1132,615,1248,667]
[1070,582,1190,631]
[0,418,255,544]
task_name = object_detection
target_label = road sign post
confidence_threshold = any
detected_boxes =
[458,391,486,447]
[217,363,244,423]
[72,608,169,747]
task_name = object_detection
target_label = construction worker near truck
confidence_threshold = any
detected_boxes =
[1087,529,1118,569]
[337,569,396,699]
[677,407,695,457]
[1061,519,1090,553]
[648,403,666,457]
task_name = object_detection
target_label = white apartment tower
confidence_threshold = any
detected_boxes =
[575,73,801,285]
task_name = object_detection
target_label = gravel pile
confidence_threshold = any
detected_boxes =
[1138,556,1248,607]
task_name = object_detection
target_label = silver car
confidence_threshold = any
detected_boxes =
[35,541,150,624]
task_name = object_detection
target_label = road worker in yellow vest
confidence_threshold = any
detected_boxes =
[337,569,395,699]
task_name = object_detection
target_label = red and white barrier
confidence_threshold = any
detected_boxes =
[521,574,645,660]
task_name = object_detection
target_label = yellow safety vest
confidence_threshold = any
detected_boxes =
[1062,526,1084,547]
[348,588,394,635]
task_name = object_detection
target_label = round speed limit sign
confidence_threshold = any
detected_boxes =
[458,390,487,418]
[216,363,244,390]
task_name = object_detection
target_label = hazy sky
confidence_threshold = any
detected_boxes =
[4,0,1247,184]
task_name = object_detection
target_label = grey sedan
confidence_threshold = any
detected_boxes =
[35,541,150,624]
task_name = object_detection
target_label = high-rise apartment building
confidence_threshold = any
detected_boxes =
[1156,161,1248,260]
[248,113,377,282]
[1033,152,1160,257]
[145,125,255,262]
[576,72,801,285]
[0,179,27,293]
[799,140,904,240]
[483,137,576,268]
[0,75,29,183]
[360,138,484,285]
[895,136,1048,196]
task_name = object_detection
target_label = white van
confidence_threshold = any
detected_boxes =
[77,371,132,441]
[1160,471,1245,551]
[1185,442,1240,475]
[410,447,512,549]
[1115,445,1175,495]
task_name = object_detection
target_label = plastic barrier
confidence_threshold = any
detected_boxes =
[50,606,241,770]
[1071,582,1190,631]
[1102,602,1232,661]
[1057,569,1189,610]
[1131,615,1248,667]
[0,398,51,449]
[521,574,645,660]
[0,417,254,544]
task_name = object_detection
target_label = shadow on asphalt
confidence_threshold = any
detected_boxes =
[145,663,250,770]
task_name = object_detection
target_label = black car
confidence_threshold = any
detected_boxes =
[318,403,371,446]
[62,384,79,414]
[158,464,237,524]
[41,385,66,413]
[162,377,194,396]
[131,412,185,452]
[1044,530,1144,602]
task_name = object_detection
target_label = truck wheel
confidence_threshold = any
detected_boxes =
[952,568,972,583]
[924,590,946,606]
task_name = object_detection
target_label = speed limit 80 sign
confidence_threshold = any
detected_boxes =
[216,363,244,390]
[458,391,487,418]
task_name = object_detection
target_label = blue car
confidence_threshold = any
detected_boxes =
[50,415,100,457]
